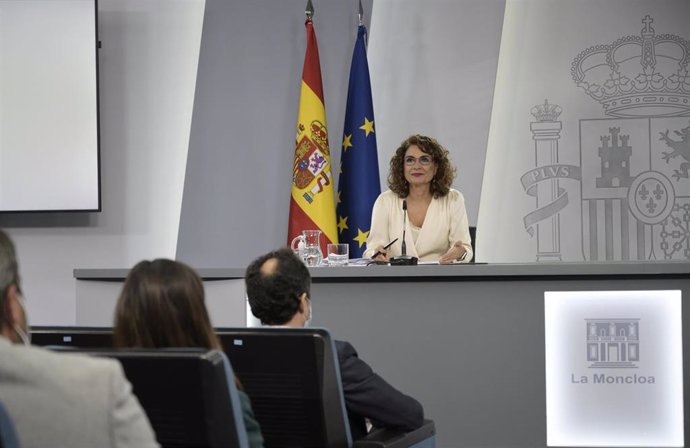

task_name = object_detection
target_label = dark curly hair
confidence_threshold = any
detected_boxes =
[387,134,456,198]
[245,248,311,325]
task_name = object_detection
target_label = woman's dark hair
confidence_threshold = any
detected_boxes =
[387,134,456,198]
[113,258,221,351]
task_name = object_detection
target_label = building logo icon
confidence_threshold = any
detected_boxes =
[586,318,639,368]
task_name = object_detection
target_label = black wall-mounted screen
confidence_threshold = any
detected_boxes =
[0,0,100,212]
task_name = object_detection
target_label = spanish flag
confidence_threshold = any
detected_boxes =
[288,17,337,253]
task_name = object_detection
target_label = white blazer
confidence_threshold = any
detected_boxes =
[364,189,473,262]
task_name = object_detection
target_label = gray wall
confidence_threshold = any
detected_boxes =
[176,0,374,268]
[0,0,204,325]
[368,0,505,230]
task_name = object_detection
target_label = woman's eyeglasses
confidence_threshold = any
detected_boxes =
[404,155,433,166]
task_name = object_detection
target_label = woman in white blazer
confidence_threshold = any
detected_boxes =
[364,135,472,263]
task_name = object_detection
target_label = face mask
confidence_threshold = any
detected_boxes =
[13,293,30,346]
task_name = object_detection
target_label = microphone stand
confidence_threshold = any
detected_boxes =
[390,199,418,266]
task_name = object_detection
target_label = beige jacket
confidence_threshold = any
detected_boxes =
[0,337,159,448]
[364,189,473,262]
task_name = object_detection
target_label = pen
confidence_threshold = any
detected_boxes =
[370,238,399,260]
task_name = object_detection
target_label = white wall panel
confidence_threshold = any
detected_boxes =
[3,0,204,324]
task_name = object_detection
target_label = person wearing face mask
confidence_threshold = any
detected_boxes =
[364,134,473,264]
[244,248,424,440]
[0,229,159,448]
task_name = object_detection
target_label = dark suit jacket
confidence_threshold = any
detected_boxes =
[335,340,424,440]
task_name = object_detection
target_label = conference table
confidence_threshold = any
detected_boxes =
[75,261,690,447]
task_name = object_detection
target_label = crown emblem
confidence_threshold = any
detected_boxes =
[531,99,562,122]
[572,15,690,117]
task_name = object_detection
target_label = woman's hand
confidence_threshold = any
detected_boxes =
[372,246,390,263]
[439,242,466,264]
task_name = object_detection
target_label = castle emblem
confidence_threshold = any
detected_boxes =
[596,127,632,188]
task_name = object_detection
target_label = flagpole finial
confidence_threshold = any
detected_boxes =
[358,0,364,26]
[305,0,314,20]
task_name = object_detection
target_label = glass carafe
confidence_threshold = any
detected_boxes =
[291,230,323,266]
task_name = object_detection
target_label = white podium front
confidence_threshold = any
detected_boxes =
[75,262,690,447]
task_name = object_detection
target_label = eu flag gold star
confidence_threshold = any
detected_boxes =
[337,216,349,234]
[359,118,374,137]
[354,228,369,247]
[342,134,353,151]
[337,191,342,204]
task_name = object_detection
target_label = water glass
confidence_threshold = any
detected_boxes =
[327,244,349,266]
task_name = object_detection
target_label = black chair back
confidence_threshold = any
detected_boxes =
[71,349,248,448]
[31,326,112,348]
[218,327,351,448]
[34,327,435,448]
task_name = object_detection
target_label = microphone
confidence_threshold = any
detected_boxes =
[389,199,418,266]
[401,200,407,256]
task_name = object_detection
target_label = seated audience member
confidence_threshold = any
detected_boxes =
[113,258,264,448]
[244,248,424,440]
[0,230,159,448]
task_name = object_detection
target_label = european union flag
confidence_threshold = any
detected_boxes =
[336,25,381,258]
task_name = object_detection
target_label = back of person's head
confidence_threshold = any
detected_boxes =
[245,248,311,325]
[0,230,20,326]
[0,229,29,346]
[113,258,221,350]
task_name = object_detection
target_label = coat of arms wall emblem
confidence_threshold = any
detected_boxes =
[523,15,690,261]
